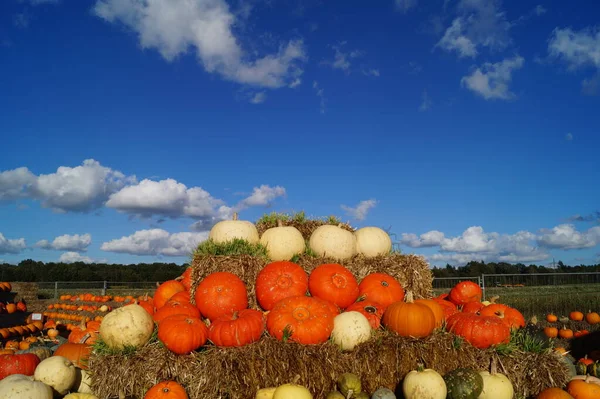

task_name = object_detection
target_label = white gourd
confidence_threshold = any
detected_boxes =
[260,221,305,261]
[331,311,372,351]
[209,213,259,244]
[99,304,154,350]
[309,225,357,260]
[0,374,53,399]
[355,227,392,258]
[402,366,446,399]
[34,356,77,396]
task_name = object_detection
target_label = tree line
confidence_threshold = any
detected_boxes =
[1,259,600,282]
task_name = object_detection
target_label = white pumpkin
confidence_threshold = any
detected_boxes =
[273,383,313,399]
[34,356,77,396]
[99,303,154,350]
[331,311,372,351]
[64,394,99,399]
[74,368,93,394]
[260,221,306,261]
[309,224,357,260]
[0,374,53,399]
[402,367,446,399]
[478,370,514,399]
[354,227,392,258]
[256,387,277,399]
[209,212,259,244]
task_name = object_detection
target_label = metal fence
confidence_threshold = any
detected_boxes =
[36,281,159,299]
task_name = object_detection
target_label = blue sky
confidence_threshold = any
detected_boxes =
[1,0,599,267]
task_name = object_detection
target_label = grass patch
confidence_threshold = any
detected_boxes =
[256,211,342,225]
[92,325,160,357]
[194,239,268,259]
[495,328,552,355]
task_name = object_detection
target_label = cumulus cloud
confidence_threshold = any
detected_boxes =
[249,92,267,104]
[236,185,286,209]
[101,229,208,257]
[461,55,524,100]
[323,43,363,73]
[59,252,98,264]
[537,224,600,250]
[395,0,418,13]
[567,211,600,223]
[436,0,511,58]
[401,230,445,247]
[93,0,306,89]
[36,233,92,252]
[0,167,36,201]
[0,233,27,255]
[341,199,377,221]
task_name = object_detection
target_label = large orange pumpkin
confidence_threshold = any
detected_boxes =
[357,272,404,310]
[479,304,525,329]
[382,292,436,338]
[208,309,265,347]
[308,264,359,309]
[54,342,93,369]
[536,387,574,399]
[158,315,208,355]
[0,353,40,379]
[446,313,510,349]
[194,272,248,321]
[255,261,308,311]
[153,300,201,324]
[414,298,445,328]
[154,280,186,309]
[567,377,600,398]
[448,281,482,306]
[144,380,189,399]
[266,295,336,345]
[168,291,191,304]
[345,300,384,329]
[462,301,485,314]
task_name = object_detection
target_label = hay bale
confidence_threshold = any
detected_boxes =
[89,331,571,399]
[255,211,354,239]
[189,253,432,308]
[10,282,39,303]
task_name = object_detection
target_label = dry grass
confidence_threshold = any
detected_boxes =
[89,330,571,399]
[255,211,354,239]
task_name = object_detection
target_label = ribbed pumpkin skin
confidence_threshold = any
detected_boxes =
[358,273,405,310]
[195,272,248,321]
[567,378,600,398]
[153,300,201,324]
[53,343,92,369]
[256,261,308,311]
[449,281,482,306]
[382,301,436,338]
[413,299,444,328]
[536,387,574,399]
[267,296,336,344]
[444,368,484,399]
[154,280,186,309]
[158,315,208,355]
[0,353,40,379]
[144,380,189,399]
[434,298,459,321]
[208,309,265,347]
[168,291,191,304]
[345,300,383,329]
[446,313,510,349]
[461,302,485,314]
[309,264,359,309]
[479,304,525,329]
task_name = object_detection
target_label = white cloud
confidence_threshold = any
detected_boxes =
[235,185,286,209]
[0,233,26,255]
[289,78,302,88]
[436,0,511,58]
[363,69,380,77]
[395,0,418,13]
[59,252,96,264]
[419,89,432,111]
[101,229,208,256]
[565,132,573,141]
[537,224,600,250]
[36,233,92,252]
[341,199,377,221]
[548,27,600,70]
[582,73,600,96]
[93,0,306,89]
[461,55,524,100]
[250,91,267,104]
[29,159,135,213]
[534,5,547,16]
[324,43,363,73]
[401,230,445,247]
[313,81,326,114]
[0,167,36,201]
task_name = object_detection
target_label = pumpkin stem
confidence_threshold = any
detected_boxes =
[405,291,414,303]
[416,363,425,372]
[233,212,239,221]
[292,374,301,385]
[490,357,498,375]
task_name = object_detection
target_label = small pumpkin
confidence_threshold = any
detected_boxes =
[544,327,559,338]
[444,368,483,399]
[585,311,600,325]
[559,326,574,340]
[402,365,446,399]
[546,313,558,323]
[479,304,525,329]
[372,387,397,399]
[325,391,344,399]
[308,224,357,261]
[144,380,189,398]
[478,361,514,399]
[256,261,308,311]
[337,373,362,397]
[569,311,584,322]
[260,221,306,261]
[158,315,209,355]
[536,387,574,399]
[567,375,600,398]
[358,272,404,310]
[331,311,372,351]
[209,212,260,244]
[195,272,248,321]
[382,291,436,338]
[309,263,359,309]
[448,281,482,306]
[208,309,265,347]
[99,304,155,350]
[273,383,313,399]
[354,226,392,258]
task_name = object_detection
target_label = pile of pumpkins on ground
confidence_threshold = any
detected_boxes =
[543,310,600,340]
[0,282,28,314]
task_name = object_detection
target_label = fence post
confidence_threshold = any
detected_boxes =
[102,281,107,296]
[54,282,58,300]
[481,275,486,301]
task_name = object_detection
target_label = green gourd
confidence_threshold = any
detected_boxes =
[443,368,484,399]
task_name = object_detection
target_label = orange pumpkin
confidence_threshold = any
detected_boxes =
[446,313,510,349]
[255,261,308,311]
[357,272,405,310]
[414,299,445,328]
[479,304,525,329]
[585,311,600,325]
[536,387,574,399]
[53,342,92,369]
[177,267,193,292]
[158,315,208,355]
[194,272,248,321]
[570,311,584,321]
[345,300,384,329]
[448,281,482,306]
[5,303,16,314]
[382,292,436,338]
[544,327,559,338]
[154,280,186,309]
[559,327,574,339]
[567,376,600,398]
[144,380,189,399]
[546,313,559,323]
[308,264,359,310]
[208,309,265,347]
[153,300,201,324]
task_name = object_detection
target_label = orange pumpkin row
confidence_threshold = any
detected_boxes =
[546,311,600,324]
[0,301,27,314]
[0,321,44,339]
[47,303,111,312]
[544,326,590,339]
[0,282,12,292]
